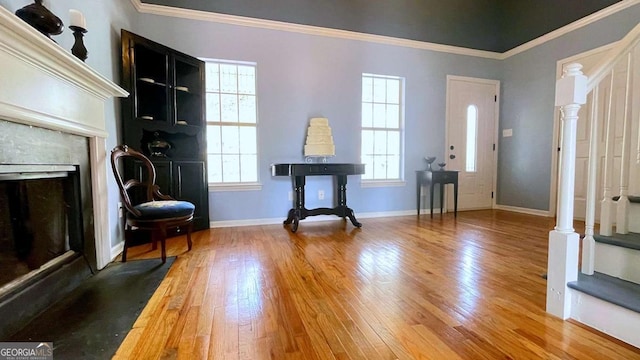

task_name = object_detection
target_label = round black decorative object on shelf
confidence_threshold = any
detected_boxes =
[148,132,171,157]
[15,0,64,40]
[438,162,446,170]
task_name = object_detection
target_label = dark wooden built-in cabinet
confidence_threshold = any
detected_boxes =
[120,30,209,231]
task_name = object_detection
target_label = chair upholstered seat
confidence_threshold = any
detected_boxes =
[132,200,195,220]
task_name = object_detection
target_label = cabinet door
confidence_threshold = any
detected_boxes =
[173,161,209,230]
[173,53,205,128]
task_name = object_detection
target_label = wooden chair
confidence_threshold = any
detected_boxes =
[110,145,193,263]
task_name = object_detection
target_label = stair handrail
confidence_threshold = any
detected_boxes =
[586,22,640,92]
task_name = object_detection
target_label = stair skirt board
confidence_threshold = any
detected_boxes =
[594,241,640,285]
[569,288,640,348]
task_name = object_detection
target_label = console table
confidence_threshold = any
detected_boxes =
[416,170,459,218]
[272,163,365,232]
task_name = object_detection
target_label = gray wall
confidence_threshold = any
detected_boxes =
[131,12,501,221]
[497,3,640,210]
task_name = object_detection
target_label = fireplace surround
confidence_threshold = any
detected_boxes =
[0,6,127,337]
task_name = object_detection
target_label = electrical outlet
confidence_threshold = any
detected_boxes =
[318,190,325,200]
[288,191,293,201]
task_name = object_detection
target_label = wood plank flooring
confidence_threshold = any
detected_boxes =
[113,210,640,359]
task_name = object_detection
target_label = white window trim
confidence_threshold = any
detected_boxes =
[203,58,260,186]
[360,179,406,188]
[209,182,262,192]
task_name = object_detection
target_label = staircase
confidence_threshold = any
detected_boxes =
[548,22,640,348]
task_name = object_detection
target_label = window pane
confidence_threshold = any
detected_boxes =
[237,65,256,95]
[373,130,387,155]
[220,64,238,93]
[373,155,386,179]
[206,93,221,122]
[361,103,373,127]
[362,76,373,102]
[207,125,222,153]
[387,154,400,179]
[361,130,374,156]
[466,105,478,172]
[387,131,400,155]
[386,79,400,104]
[220,94,238,122]
[239,126,257,154]
[207,154,222,183]
[373,104,386,128]
[373,78,386,102]
[386,104,399,128]
[206,61,258,184]
[222,154,240,182]
[238,95,256,123]
[240,154,258,182]
[222,126,239,154]
[205,63,220,92]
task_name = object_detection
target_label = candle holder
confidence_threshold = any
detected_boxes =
[70,25,88,61]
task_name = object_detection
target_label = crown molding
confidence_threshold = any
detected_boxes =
[130,0,639,60]
[499,0,640,59]
[129,0,501,59]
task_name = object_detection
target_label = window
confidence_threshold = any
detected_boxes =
[361,73,404,181]
[466,105,478,172]
[205,61,258,185]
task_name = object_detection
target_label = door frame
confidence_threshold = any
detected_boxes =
[444,75,500,211]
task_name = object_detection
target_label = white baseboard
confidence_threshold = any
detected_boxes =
[494,204,551,217]
[210,209,426,228]
[110,241,124,262]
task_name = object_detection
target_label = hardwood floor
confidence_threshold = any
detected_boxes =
[113,210,640,359]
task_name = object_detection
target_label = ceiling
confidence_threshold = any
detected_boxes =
[140,0,622,52]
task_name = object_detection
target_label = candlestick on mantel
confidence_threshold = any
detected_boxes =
[69,9,87,62]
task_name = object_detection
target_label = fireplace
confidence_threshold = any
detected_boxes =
[0,7,127,338]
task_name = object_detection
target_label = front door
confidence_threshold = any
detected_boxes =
[445,76,498,211]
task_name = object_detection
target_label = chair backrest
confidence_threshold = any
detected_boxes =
[110,145,159,216]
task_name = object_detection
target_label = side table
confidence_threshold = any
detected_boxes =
[416,170,459,218]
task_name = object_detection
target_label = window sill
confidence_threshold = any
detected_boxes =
[361,180,406,188]
[208,182,262,192]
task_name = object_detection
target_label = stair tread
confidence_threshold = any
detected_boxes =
[612,195,640,202]
[568,272,640,313]
[594,232,640,250]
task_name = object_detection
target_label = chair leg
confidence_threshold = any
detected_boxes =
[122,244,128,262]
[159,226,167,264]
[186,223,193,251]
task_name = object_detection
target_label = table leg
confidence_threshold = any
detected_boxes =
[416,175,421,215]
[440,183,444,215]
[430,182,434,218]
[454,181,458,217]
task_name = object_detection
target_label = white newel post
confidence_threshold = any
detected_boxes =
[547,63,587,319]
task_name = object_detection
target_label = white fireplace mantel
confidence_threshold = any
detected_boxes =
[0,6,128,269]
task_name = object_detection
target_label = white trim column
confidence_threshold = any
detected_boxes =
[547,63,587,319]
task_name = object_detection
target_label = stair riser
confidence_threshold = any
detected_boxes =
[629,203,640,233]
[594,242,640,284]
[570,289,640,348]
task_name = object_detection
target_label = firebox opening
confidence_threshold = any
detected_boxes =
[0,165,84,294]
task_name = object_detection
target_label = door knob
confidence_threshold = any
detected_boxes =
[450,154,456,159]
